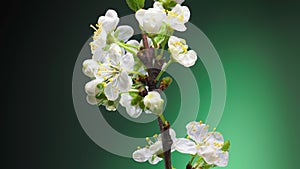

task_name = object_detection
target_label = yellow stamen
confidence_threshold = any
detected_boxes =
[174,41,188,53]
[101,82,107,87]
[90,24,97,31]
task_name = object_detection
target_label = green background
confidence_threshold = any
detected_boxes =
[4,0,300,169]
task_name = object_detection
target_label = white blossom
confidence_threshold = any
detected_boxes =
[133,129,177,164]
[152,2,190,32]
[174,121,229,167]
[97,9,119,32]
[166,4,190,31]
[89,22,107,61]
[135,8,166,34]
[95,44,134,101]
[144,91,164,115]
[168,35,197,67]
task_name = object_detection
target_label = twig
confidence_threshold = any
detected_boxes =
[157,117,173,169]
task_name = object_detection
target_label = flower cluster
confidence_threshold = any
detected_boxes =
[82,0,197,117]
[132,121,229,168]
[81,0,230,169]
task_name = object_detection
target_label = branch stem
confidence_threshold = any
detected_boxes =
[157,117,172,169]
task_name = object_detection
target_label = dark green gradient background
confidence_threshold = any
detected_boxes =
[3,0,300,169]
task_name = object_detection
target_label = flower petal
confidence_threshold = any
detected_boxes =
[82,59,99,78]
[126,40,140,53]
[132,148,152,162]
[215,150,229,167]
[199,147,228,167]
[108,43,122,65]
[126,105,143,118]
[149,141,163,155]
[148,156,163,165]
[86,95,98,105]
[120,52,134,71]
[142,8,166,33]
[104,78,119,101]
[135,9,146,26]
[98,9,119,32]
[119,93,132,107]
[144,109,152,114]
[117,71,132,92]
[186,121,208,143]
[115,25,134,42]
[170,22,187,32]
[169,128,177,141]
[153,2,164,10]
[176,50,197,67]
[85,79,102,96]
[174,138,197,154]
[206,131,224,149]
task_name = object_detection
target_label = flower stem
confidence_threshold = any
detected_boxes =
[128,71,145,77]
[116,42,137,56]
[159,114,166,124]
[125,43,140,49]
[189,155,196,165]
[155,59,173,81]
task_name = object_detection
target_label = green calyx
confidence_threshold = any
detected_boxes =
[221,140,230,151]
[159,0,177,10]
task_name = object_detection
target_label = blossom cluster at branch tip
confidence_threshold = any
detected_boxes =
[82,0,230,168]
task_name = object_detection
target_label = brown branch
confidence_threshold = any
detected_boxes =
[139,33,173,169]
[186,164,193,169]
[142,33,149,49]
[157,117,173,169]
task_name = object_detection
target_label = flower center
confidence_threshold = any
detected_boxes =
[174,41,187,53]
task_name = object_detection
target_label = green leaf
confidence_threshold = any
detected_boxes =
[125,0,145,11]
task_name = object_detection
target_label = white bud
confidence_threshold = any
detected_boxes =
[82,59,99,78]
[143,91,164,115]
[135,8,166,34]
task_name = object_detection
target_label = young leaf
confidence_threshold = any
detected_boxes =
[125,0,145,11]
